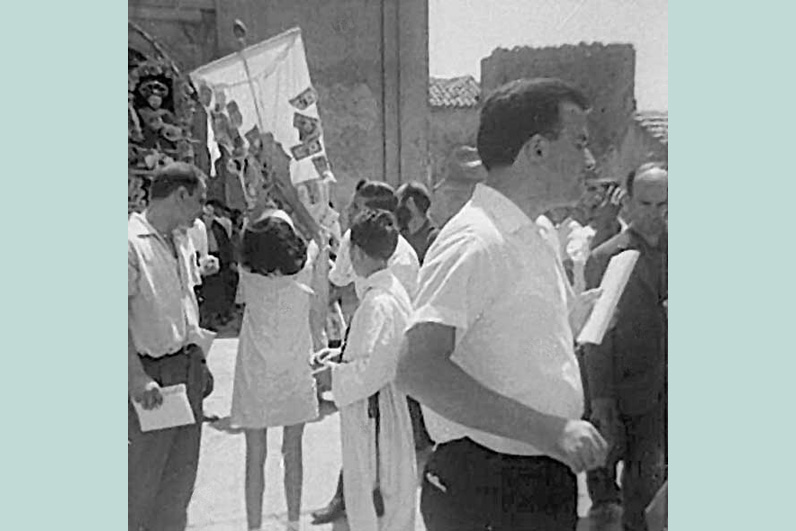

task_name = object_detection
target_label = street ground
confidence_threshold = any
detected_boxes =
[187,338,612,531]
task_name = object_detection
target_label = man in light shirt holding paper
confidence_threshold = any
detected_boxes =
[128,163,215,531]
[583,163,668,531]
[396,78,608,531]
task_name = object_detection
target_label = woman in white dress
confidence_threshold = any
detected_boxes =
[231,210,323,531]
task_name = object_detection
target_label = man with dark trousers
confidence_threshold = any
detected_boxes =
[128,163,214,531]
[584,163,668,531]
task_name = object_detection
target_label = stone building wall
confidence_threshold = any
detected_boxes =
[605,113,668,183]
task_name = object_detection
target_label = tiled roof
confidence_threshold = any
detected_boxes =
[429,76,480,108]
[635,111,668,145]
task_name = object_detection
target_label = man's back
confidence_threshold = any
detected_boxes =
[416,184,584,456]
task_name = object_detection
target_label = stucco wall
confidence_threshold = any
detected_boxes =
[128,0,219,72]
[428,108,480,185]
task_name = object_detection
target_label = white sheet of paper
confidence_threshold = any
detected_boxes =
[132,384,195,432]
[577,250,640,345]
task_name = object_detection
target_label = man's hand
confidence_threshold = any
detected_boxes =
[310,347,342,370]
[130,376,163,410]
[592,184,625,229]
[590,398,621,449]
[552,419,609,474]
[569,288,603,337]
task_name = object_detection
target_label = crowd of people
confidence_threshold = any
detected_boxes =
[128,77,668,531]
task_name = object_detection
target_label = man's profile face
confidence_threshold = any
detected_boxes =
[348,242,368,278]
[627,170,668,236]
[347,194,367,226]
[202,203,216,224]
[179,182,207,227]
[543,103,594,206]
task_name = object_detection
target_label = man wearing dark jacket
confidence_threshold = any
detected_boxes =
[584,163,668,531]
[197,200,238,329]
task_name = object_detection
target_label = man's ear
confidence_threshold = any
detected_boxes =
[523,134,549,164]
[174,186,188,202]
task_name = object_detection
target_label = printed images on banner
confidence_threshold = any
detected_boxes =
[311,155,330,177]
[289,86,318,111]
[293,112,322,142]
[290,137,323,161]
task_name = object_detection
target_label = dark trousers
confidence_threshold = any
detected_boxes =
[407,396,434,450]
[128,346,207,531]
[587,402,667,531]
[421,438,578,531]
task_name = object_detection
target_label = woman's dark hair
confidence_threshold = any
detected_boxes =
[476,78,590,171]
[355,180,398,213]
[241,216,307,276]
[350,208,398,262]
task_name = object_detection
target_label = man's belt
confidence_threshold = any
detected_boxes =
[139,343,199,361]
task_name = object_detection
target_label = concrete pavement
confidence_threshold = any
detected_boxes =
[186,338,603,531]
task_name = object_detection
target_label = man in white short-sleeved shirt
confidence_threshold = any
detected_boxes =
[396,78,609,531]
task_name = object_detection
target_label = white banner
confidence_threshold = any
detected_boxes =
[190,28,329,189]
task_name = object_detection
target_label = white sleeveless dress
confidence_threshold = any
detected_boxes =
[230,251,319,428]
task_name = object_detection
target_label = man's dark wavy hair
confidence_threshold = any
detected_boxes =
[241,216,307,276]
[350,208,399,262]
[476,78,589,171]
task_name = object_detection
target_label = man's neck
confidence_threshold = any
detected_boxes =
[362,262,388,279]
[630,224,661,247]
[485,167,547,221]
[144,203,177,237]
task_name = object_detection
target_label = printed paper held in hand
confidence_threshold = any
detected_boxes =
[132,384,195,432]
[577,250,640,345]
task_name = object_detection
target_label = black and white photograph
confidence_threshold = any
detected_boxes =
[128,1,667,530]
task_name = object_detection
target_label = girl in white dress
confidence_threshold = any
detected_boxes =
[231,210,323,531]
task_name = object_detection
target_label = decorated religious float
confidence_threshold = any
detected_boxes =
[128,21,199,215]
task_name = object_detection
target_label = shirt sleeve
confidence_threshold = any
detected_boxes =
[128,240,140,298]
[329,230,355,287]
[391,237,420,299]
[183,237,202,288]
[411,231,497,333]
[331,296,398,408]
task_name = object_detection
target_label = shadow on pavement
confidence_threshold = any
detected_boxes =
[206,416,244,435]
